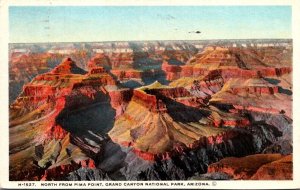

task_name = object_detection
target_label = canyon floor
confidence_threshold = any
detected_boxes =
[9,40,292,180]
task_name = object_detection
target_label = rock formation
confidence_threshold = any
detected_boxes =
[9,41,293,181]
[9,58,115,180]
[207,154,292,180]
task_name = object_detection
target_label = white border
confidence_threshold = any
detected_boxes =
[1,0,299,189]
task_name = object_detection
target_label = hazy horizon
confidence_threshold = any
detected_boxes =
[9,6,291,43]
[8,38,293,45]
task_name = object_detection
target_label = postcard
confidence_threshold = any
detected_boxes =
[0,0,299,189]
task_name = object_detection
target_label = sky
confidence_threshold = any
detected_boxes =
[9,6,291,43]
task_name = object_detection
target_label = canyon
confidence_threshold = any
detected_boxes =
[9,40,292,180]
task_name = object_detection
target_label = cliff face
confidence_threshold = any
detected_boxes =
[108,81,266,161]
[9,53,53,102]
[210,76,292,118]
[9,58,116,180]
[162,47,292,81]
[108,89,133,117]
[110,69,143,81]
[87,54,111,70]
[9,50,91,103]
[10,53,51,80]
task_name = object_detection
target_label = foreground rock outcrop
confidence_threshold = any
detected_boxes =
[207,154,292,180]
